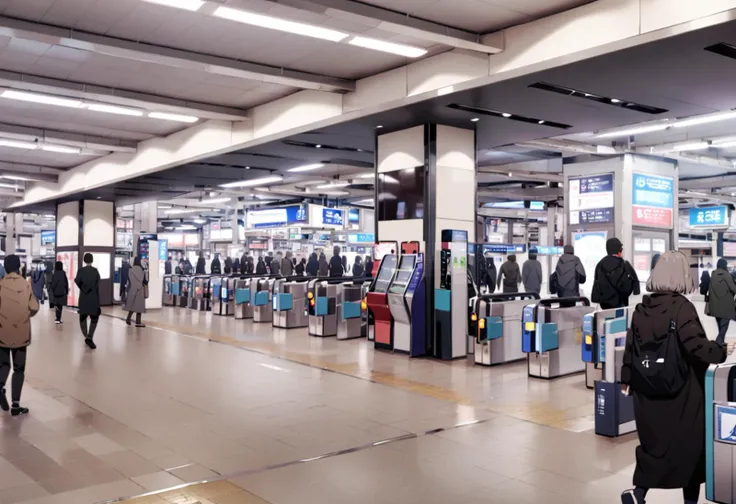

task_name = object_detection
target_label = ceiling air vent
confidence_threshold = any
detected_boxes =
[447,104,571,129]
[528,82,668,114]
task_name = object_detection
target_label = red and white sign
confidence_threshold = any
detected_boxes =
[632,206,673,228]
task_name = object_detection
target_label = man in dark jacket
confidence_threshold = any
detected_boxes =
[707,258,736,345]
[591,238,640,309]
[195,255,205,275]
[183,259,193,275]
[329,246,344,277]
[306,253,319,277]
[270,253,281,275]
[224,256,233,274]
[210,255,222,274]
[240,253,248,274]
[232,257,240,274]
[75,253,100,350]
[164,256,172,275]
[496,255,520,293]
[365,256,374,278]
[553,245,586,298]
[256,256,267,274]
[522,249,543,294]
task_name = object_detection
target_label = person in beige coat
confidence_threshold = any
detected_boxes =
[0,255,39,416]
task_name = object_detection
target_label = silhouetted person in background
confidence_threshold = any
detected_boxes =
[75,253,100,350]
[329,246,344,277]
[125,257,148,328]
[50,261,68,324]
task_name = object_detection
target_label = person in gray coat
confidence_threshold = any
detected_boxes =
[124,257,147,328]
[281,251,294,276]
[522,249,543,294]
[707,258,736,344]
[553,245,586,298]
[497,255,521,293]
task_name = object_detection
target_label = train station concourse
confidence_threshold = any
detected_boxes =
[4,1,736,503]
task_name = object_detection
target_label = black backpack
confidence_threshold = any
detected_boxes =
[630,317,690,397]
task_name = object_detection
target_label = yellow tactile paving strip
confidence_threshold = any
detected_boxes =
[119,481,269,504]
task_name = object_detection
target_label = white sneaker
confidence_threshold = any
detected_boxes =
[54,320,61,325]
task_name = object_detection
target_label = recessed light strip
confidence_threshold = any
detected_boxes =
[288,163,324,173]
[528,82,668,115]
[219,175,283,188]
[597,109,736,138]
[447,104,572,130]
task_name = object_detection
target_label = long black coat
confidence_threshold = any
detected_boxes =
[622,293,726,489]
[75,265,101,315]
[50,270,69,307]
[707,268,736,319]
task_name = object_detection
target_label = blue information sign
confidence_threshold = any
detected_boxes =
[482,244,527,254]
[689,206,730,228]
[251,205,307,228]
[322,208,344,226]
[159,239,168,262]
[348,208,360,223]
[40,230,55,245]
[348,233,375,244]
[633,173,675,208]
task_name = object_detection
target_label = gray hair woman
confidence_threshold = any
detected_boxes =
[621,250,727,504]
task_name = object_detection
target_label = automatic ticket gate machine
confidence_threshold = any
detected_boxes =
[471,292,539,366]
[366,254,398,349]
[176,276,191,308]
[387,254,427,355]
[234,277,256,319]
[337,279,370,340]
[252,276,278,323]
[189,276,211,311]
[210,276,227,315]
[522,297,595,379]
[272,276,309,329]
[435,230,469,360]
[581,308,633,388]
[163,275,174,306]
[706,362,736,504]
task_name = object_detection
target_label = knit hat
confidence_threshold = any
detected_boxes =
[606,238,623,255]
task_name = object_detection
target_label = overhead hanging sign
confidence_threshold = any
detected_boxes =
[569,174,614,225]
[348,233,375,244]
[248,205,307,228]
[40,230,55,245]
[322,208,344,226]
[632,173,675,228]
[689,206,730,228]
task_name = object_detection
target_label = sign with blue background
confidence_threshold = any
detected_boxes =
[159,239,168,262]
[348,233,375,244]
[322,208,344,226]
[348,208,360,223]
[689,206,730,228]
[633,173,674,208]
[40,230,55,245]
[251,205,307,228]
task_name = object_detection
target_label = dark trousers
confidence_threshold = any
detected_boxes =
[80,314,99,340]
[635,484,699,503]
[716,317,730,345]
[55,306,63,322]
[0,347,27,403]
[126,312,142,325]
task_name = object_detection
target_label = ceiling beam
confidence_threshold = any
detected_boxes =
[0,162,62,176]
[0,16,355,93]
[0,122,136,153]
[270,0,502,54]
[0,70,249,121]
[478,167,563,183]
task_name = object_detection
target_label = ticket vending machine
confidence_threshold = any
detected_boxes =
[435,230,468,360]
[367,254,398,350]
[388,254,425,354]
[706,362,736,504]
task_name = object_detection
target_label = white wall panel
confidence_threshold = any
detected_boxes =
[253,90,342,140]
[407,51,490,97]
[344,67,408,113]
[56,201,79,248]
[436,126,475,171]
[378,220,423,250]
[83,200,114,247]
[640,0,736,33]
[436,167,476,222]
[377,126,424,173]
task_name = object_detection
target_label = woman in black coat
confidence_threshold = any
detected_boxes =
[352,256,364,277]
[706,259,736,344]
[295,258,306,276]
[74,253,101,350]
[49,261,68,324]
[306,253,319,277]
[621,251,727,504]
[255,257,267,275]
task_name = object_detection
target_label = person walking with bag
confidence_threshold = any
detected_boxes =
[49,261,68,324]
[124,257,147,328]
[497,254,521,293]
[75,253,101,350]
[707,258,736,345]
[620,250,727,504]
[591,238,640,309]
[0,255,39,416]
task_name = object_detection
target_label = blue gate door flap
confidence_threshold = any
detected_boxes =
[253,290,269,306]
[342,301,362,320]
[235,289,251,305]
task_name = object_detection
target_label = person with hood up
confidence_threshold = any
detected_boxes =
[270,252,281,275]
[75,253,100,350]
[365,256,374,278]
[124,257,148,328]
[240,252,248,274]
[620,250,727,504]
[496,254,521,293]
[483,255,498,294]
[49,261,69,324]
[224,256,233,274]
[246,256,254,274]
[352,256,364,277]
[183,258,193,275]
[0,255,39,416]
[522,249,543,294]
[318,252,329,277]
[256,256,267,275]
[591,238,640,309]
[295,258,306,276]
[210,255,222,275]
[552,245,586,298]
[699,270,711,299]
[195,255,205,274]
[707,258,736,345]
[281,251,294,276]
[329,246,344,277]
[232,257,240,275]
[307,253,319,276]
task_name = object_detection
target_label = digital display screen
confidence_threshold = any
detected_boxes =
[569,174,614,225]
[41,230,55,245]
[322,208,344,226]
[348,208,360,223]
[249,205,307,228]
[373,255,397,293]
[378,167,425,221]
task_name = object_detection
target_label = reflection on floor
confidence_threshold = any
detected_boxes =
[0,302,728,503]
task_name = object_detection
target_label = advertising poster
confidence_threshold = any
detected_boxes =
[573,231,608,299]
[632,173,674,228]
[569,174,614,225]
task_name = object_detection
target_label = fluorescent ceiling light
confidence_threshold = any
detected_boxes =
[713,140,736,149]
[87,103,144,117]
[166,208,199,215]
[348,36,427,58]
[288,163,324,172]
[193,219,206,224]
[0,139,36,150]
[214,6,349,42]
[354,198,374,205]
[323,191,350,196]
[1,175,31,181]
[596,123,669,138]
[673,110,736,129]
[0,182,19,189]
[358,173,375,179]
[667,141,710,152]
[471,118,479,122]
[316,182,349,189]
[143,0,205,11]
[148,112,199,123]
[1,89,83,108]
[501,113,512,118]
[219,175,283,188]
[177,225,197,230]
[199,197,231,204]
[41,145,81,154]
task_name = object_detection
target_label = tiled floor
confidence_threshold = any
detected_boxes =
[0,302,730,503]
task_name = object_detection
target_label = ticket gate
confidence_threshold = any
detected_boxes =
[337,281,368,340]
[210,277,226,315]
[471,292,539,366]
[582,308,633,388]
[706,362,736,504]
[234,278,255,319]
[189,276,210,311]
[176,276,191,308]
[308,278,371,337]
[522,297,595,379]
[273,277,309,329]
[252,277,276,323]
[163,275,174,306]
